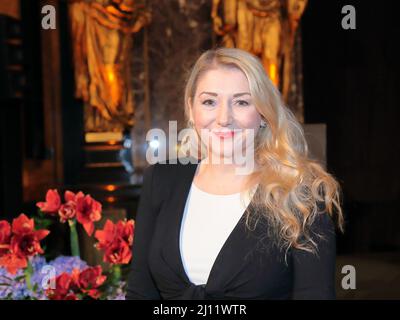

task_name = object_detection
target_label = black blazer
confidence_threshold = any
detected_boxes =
[126,157,337,300]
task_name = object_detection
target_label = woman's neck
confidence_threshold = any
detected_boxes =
[193,156,260,194]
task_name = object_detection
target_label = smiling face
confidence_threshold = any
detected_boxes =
[188,66,263,163]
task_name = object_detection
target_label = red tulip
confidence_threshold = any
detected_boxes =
[76,195,102,236]
[36,189,61,214]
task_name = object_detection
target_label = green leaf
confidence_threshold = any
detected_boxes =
[14,275,26,282]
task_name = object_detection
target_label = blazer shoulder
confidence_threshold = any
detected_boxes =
[143,156,199,190]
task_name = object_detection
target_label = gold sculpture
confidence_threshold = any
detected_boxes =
[69,0,151,132]
[212,0,307,101]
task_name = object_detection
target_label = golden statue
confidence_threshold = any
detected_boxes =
[69,0,151,132]
[212,0,307,102]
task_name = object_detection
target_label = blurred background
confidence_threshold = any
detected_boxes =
[0,0,399,299]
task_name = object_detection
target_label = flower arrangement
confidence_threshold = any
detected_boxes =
[0,189,135,300]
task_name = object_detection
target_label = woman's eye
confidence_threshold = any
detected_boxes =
[235,100,250,107]
[202,99,216,106]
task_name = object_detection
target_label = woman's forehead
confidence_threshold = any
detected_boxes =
[196,67,250,95]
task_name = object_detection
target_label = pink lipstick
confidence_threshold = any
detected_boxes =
[213,130,235,139]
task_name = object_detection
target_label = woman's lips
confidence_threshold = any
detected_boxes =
[213,130,235,139]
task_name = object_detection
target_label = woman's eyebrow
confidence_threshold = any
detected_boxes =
[233,92,251,98]
[198,91,251,97]
[199,91,218,97]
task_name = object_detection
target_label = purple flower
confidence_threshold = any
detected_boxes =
[105,281,126,300]
[0,266,32,299]
[48,256,88,275]
[30,256,87,295]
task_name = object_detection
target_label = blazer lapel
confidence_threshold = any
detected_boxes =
[161,159,200,284]
[161,158,263,297]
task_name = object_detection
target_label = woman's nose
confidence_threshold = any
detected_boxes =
[217,100,232,126]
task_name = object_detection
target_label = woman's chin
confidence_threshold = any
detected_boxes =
[208,148,238,163]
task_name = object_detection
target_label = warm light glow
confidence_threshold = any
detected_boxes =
[105,185,116,192]
[106,196,116,203]
[107,69,116,83]
[104,64,121,107]
[108,140,117,145]
[85,132,123,143]
[269,63,278,86]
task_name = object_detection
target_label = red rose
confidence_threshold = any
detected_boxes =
[76,195,102,236]
[36,189,61,214]
[72,266,106,299]
[58,201,77,223]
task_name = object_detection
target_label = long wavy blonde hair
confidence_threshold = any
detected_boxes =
[181,47,344,255]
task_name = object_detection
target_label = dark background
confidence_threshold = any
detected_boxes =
[302,0,400,254]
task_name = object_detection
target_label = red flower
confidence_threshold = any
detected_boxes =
[72,266,106,299]
[95,219,134,265]
[103,239,131,264]
[11,214,49,257]
[60,191,84,224]
[46,267,106,300]
[116,220,134,246]
[46,273,78,300]
[0,221,11,256]
[0,214,50,274]
[10,232,47,257]
[64,190,84,203]
[95,220,116,250]
[58,201,77,223]
[76,194,102,236]
[0,253,27,274]
[10,214,49,262]
[36,189,61,214]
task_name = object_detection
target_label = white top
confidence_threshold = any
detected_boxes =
[179,182,256,285]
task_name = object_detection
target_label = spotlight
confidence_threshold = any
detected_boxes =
[149,140,160,149]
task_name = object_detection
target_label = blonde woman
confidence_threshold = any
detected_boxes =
[126,47,344,300]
